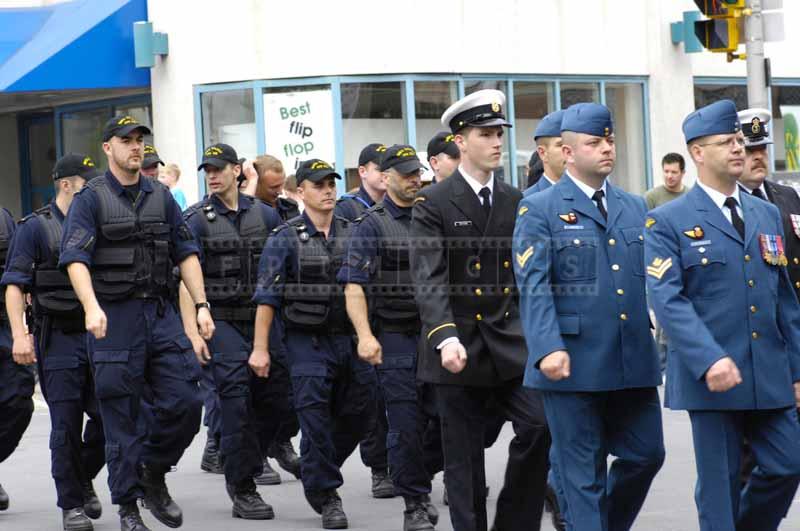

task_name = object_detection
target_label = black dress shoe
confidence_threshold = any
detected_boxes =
[403,497,434,531]
[0,483,8,511]
[119,503,151,531]
[82,481,102,519]
[254,457,282,485]
[544,484,566,531]
[139,464,182,528]
[420,494,439,526]
[230,479,275,520]
[200,436,223,474]
[62,507,93,531]
[321,490,348,529]
[371,468,395,498]
[269,440,301,479]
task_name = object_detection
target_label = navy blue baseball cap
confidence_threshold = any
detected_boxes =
[427,132,460,158]
[198,143,239,171]
[534,109,566,140]
[561,103,613,137]
[52,153,102,181]
[682,99,741,144]
[296,159,341,184]
[358,143,387,166]
[380,144,427,174]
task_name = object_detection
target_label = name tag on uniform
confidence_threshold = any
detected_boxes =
[563,225,585,230]
[690,240,711,247]
[454,220,472,227]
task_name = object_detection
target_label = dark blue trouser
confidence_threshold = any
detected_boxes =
[252,346,294,459]
[286,332,375,492]
[542,388,665,531]
[359,386,389,470]
[689,407,800,531]
[88,300,202,505]
[37,326,105,510]
[0,325,34,464]
[200,363,222,441]
[375,332,430,498]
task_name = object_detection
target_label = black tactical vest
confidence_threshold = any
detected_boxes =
[89,177,172,301]
[282,215,352,334]
[364,204,419,333]
[336,192,371,219]
[0,214,10,321]
[31,206,83,328]
[192,200,268,321]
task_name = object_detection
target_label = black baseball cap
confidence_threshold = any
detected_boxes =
[380,144,427,174]
[142,144,164,169]
[198,143,240,171]
[102,114,151,142]
[427,132,460,158]
[52,153,102,181]
[358,143,387,167]
[296,159,341,184]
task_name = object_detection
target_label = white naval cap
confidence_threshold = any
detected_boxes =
[440,89,512,134]
[737,108,772,147]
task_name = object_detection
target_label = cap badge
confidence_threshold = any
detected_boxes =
[491,102,500,113]
[82,157,95,167]
[117,115,138,126]
[204,146,223,157]
[604,127,610,137]
[376,145,387,152]
[751,117,761,134]
[397,147,416,158]
[144,145,156,155]
[683,226,704,239]
[310,161,332,170]
[444,134,454,143]
[559,212,578,224]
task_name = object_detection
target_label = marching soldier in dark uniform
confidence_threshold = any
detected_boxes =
[335,143,387,221]
[3,154,106,531]
[0,207,35,515]
[339,144,438,531]
[59,115,214,531]
[181,143,284,519]
[250,159,376,529]
[410,89,550,531]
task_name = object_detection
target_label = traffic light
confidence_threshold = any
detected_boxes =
[693,0,747,54]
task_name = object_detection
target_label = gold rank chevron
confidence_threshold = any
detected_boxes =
[646,257,673,280]
[516,246,534,268]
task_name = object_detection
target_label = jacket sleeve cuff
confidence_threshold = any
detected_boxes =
[427,323,458,351]
[532,339,567,369]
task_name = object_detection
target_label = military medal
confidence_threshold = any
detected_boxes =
[759,234,789,266]
[790,214,800,239]
[559,213,578,224]
[683,226,704,239]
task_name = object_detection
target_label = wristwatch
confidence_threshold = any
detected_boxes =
[195,301,211,312]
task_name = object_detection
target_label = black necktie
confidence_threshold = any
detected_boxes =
[724,196,745,239]
[752,188,766,200]
[592,190,608,221]
[479,187,492,219]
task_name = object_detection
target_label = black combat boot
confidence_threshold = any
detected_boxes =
[0,483,8,511]
[254,457,281,485]
[139,464,182,528]
[82,480,102,519]
[62,507,93,531]
[403,497,435,531]
[420,494,439,525]
[200,436,223,474]
[269,439,301,479]
[119,503,151,531]
[321,490,348,529]
[371,467,395,498]
[229,478,275,520]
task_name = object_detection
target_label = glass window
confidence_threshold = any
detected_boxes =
[560,82,600,108]
[513,82,555,188]
[605,83,647,195]
[414,80,458,156]
[694,84,747,110]
[771,85,800,172]
[62,106,110,171]
[27,118,56,211]
[341,82,407,191]
[464,80,511,182]
[201,89,256,160]
[114,102,152,130]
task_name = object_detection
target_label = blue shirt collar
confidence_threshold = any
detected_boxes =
[301,211,335,239]
[209,192,253,215]
[357,185,376,207]
[382,194,411,218]
[104,170,154,196]
[49,201,66,223]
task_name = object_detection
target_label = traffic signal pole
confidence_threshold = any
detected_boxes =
[745,0,769,108]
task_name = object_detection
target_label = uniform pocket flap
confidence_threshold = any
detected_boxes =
[290,363,328,378]
[43,355,80,370]
[557,314,580,335]
[379,355,415,370]
[620,227,644,244]
[554,236,597,250]
[683,247,726,268]
[93,247,136,266]
[93,350,130,363]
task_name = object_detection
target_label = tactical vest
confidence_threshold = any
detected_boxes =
[192,200,268,321]
[365,205,419,333]
[89,177,172,301]
[0,214,10,321]
[336,193,372,219]
[282,215,352,334]
[277,197,301,221]
[31,206,83,329]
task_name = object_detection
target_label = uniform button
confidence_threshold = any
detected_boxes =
[475,262,482,271]
[794,257,799,265]
[744,254,751,262]
[638,235,644,241]
[475,288,482,296]
[476,314,483,321]
[503,287,510,295]
[573,239,581,245]
[796,281,800,289]
[748,280,755,287]
[701,257,709,265]
[503,261,510,269]
[612,264,620,271]
[750,306,757,314]
[608,238,616,246]
[752,331,759,339]
[620,313,628,320]
[504,312,510,319]
[617,289,624,295]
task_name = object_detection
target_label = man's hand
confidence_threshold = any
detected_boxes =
[85,303,107,340]
[11,333,35,365]
[705,356,742,392]
[190,335,211,366]
[540,350,571,381]
[357,335,382,366]
[196,307,215,340]
[441,342,467,374]
[793,381,800,409]
[249,347,271,378]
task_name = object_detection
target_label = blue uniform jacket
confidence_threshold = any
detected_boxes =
[523,176,552,197]
[645,184,800,411]
[513,175,660,392]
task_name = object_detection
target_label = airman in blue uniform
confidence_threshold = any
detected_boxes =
[514,102,664,531]
[2,154,105,531]
[645,99,800,531]
[524,109,566,197]
[59,115,214,531]
[250,159,376,529]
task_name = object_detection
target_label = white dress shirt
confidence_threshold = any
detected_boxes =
[542,174,558,187]
[565,171,608,210]
[696,180,744,223]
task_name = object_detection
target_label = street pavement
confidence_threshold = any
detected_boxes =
[2,389,800,530]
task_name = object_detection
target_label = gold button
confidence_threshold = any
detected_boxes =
[617,289,624,295]
[504,311,510,319]
[503,287,510,295]
[744,254,751,262]
[796,281,800,289]
[748,280,755,287]
[620,313,628,320]
[503,261,510,269]
[638,235,644,241]
[475,288,482,296]
[612,264,620,271]
[608,238,616,246]
[794,257,799,265]
[750,306,757,314]
[701,257,709,265]
[476,314,482,321]
[573,239,581,245]
[752,331,759,339]
[475,262,481,271]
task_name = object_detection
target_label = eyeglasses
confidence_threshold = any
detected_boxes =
[697,137,746,149]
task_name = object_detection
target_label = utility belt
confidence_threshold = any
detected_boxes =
[212,306,257,323]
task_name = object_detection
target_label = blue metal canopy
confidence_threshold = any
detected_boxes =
[0,0,149,93]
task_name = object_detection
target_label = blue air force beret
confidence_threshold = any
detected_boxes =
[682,99,741,144]
[534,109,565,140]
[560,103,613,137]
